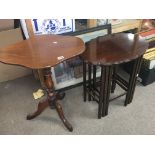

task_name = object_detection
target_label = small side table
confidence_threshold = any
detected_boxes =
[0,34,85,132]
[82,33,148,118]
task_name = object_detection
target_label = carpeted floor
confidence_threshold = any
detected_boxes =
[0,74,155,135]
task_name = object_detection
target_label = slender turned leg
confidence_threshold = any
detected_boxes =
[128,56,143,103]
[27,67,73,132]
[93,65,97,101]
[98,66,105,119]
[111,65,117,93]
[88,64,92,101]
[83,61,87,102]
[124,56,142,106]
[102,66,112,117]
[104,66,112,116]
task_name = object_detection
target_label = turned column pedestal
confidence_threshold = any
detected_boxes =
[27,68,73,132]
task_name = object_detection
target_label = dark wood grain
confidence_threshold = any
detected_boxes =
[82,33,148,65]
[0,34,85,69]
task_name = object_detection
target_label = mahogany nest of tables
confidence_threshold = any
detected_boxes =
[82,33,148,118]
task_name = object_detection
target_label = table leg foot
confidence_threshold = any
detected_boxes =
[27,99,49,120]
[55,100,73,132]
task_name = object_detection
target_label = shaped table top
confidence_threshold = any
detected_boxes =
[82,33,148,65]
[0,34,85,69]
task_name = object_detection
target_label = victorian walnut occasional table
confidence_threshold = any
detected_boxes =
[82,33,148,119]
[0,34,85,132]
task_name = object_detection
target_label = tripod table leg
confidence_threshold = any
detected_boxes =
[27,67,73,132]
[55,100,73,132]
[27,99,49,120]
